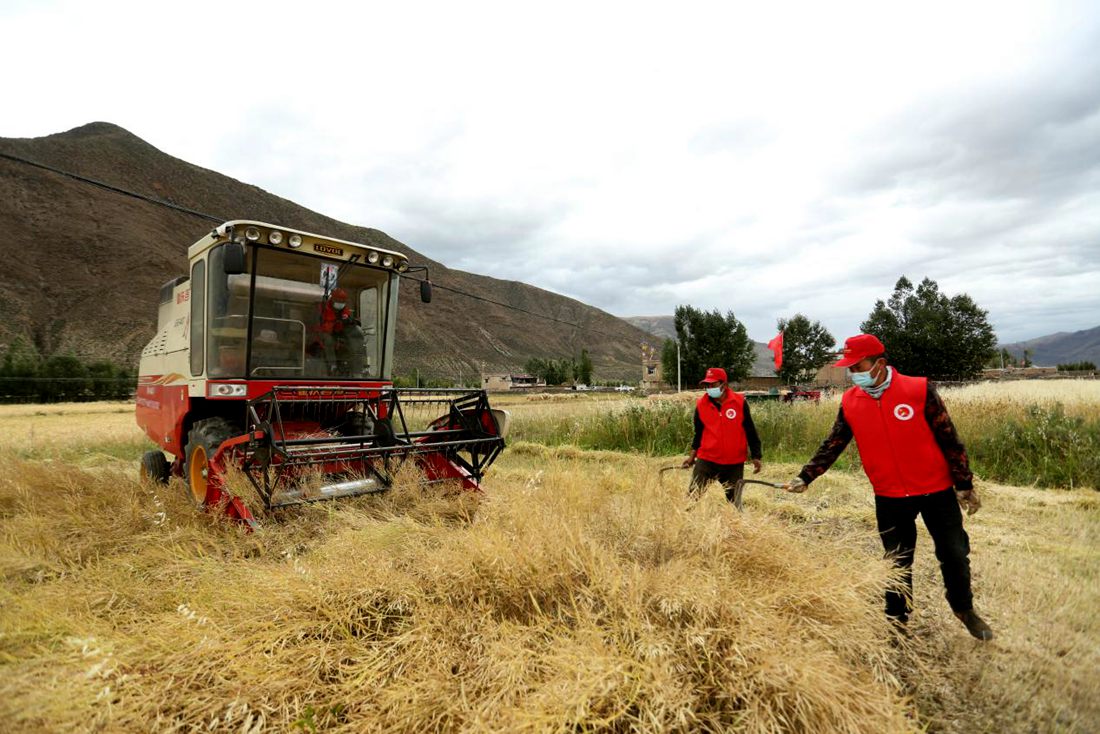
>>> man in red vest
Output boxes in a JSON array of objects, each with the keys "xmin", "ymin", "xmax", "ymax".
[
  {"xmin": 682, "ymin": 367, "xmax": 763, "ymax": 509},
  {"xmin": 783, "ymin": 334, "xmax": 992, "ymax": 640}
]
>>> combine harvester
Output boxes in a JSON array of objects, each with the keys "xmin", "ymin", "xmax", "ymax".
[{"xmin": 136, "ymin": 221, "xmax": 508, "ymax": 528}]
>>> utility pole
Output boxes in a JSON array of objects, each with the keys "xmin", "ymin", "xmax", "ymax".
[
  {"xmin": 668, "ymin": 341, "xmax": 677, "ymax": 393},
  {"xmin": 416, "ymin": 368, "xmax": 420, "ymax": 388}
]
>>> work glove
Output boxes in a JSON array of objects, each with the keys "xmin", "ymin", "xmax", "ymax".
[
  {"xmin": 784, "ymin": 477, "xmax": 807, "ymax": 493},
  {"xmin": 955, "ymin": 487, "xmax": 981, "ymax": 516},
  {"xmin": 750, "ymin": 458, "xmax": 762, "ymax": 474}
]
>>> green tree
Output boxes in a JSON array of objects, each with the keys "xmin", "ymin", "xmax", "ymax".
[
  {"xmin": 666, "ymin": 305, "xmax": 756, "ymax": 386},
  {"xmin": 576, "ymin": 349, "xmax": 593, "ymax": 385},
  {"xmin": 524, "ymin": 357, "xmax": 575, "ymax": 385},
  {"xmin": 37, "ymin": 354, "xmax": 89, "ymax": 402},
  {"xmin": 987, "ymin": 347, "xmax": 1018, "ymax": 369},
  {"xmin": 660, "ymin": 339, "xmax": 679, "ymax": 389},
  {"xmin": 860, "ymin": 276, "xmax": 997, "ymax": 380},
  {"xmin": 775, "ymin": 314, "xmax": 835, "ymax": 386},
  {"xmin": 0, "ymin": 337, "xmax": 42, "ymax": 401}
]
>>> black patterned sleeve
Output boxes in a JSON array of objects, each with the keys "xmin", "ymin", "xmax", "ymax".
[
  {"xmin": 742, "ymin": 400, "xmax": 762, "ymax": 460},
  {"xmin": 691, "ymin": 408, "xmax": 703, "ymax": 451},
  {"xmin": 925, "ymin": 383, "xmax": 974, "ymax": 492},
  {"xmin": 797, "ymin": 406, "xmax": 853, "ymax": 485}
]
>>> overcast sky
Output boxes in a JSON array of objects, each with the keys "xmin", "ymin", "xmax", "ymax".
[{"xmin": 3, "ymin": 0, "xmax": 1098, "ymax": 343}]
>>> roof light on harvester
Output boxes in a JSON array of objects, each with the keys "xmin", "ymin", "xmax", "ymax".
[
  {"xmin": 382, "ymin": 255, "xmax": 394, "ymax": 268},
  {"xmin": 268, "ymin": 230, "xmax": 283, "ymax": 245},
  {"xmin": 244, "ymin": 226, "xmax": 261, "ymax": 241},
  {"xmin": 367, "ymin": 251, "xmax": 380, "ymax": 264},
  {"xmin": 288, "ymin": 234, "xmax": 303, "ymax": 248}
]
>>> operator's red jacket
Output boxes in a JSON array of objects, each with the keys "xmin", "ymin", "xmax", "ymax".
[{"xmin": 316, "ymin": 302, "xmax": 352, "ymax": 334}]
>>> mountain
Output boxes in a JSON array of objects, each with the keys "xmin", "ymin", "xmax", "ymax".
[
  {"xmin": 626, "ymin": 316, "xmax": 778, "ymax": 377},
  {"xmin": 0, "ymin": 123, "xmax": 655, "ymax": 380},
  {"xmin": 1000, "ymin": 326, "xmax": 1100, "ymax": 366},
  {"xmin": 624, "ymin": 316, "xmax": 676, "ymax": 340}
]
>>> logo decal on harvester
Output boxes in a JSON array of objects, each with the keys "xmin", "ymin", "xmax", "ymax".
[
  {"xmin": 313, "ymin": 243, "xmax": 344, "ymax": 257},
  {"xmin": 725, "ymin": 408, "xmax": 738, "ymax": 419},
  {"xmin": 893, "ymin": 403, "xmax": 915, "ymax": 421}
]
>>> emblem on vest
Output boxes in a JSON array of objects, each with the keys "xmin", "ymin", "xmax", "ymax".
[
  {"xmin": 725, "ymin": 408, "xmax": 738, "ymax": 419},
  {"xmin": 893, "ymin": 403, "xmax": 915, "ymax": 421}
]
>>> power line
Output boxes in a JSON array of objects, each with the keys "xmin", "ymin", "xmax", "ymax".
[
  {"xmin": 1, "ymin": 152, "xmax": 642, "ymax": 343},
  {"xmin": 0, "ymin": 151, "xmax": 222, "ymax": 223}
]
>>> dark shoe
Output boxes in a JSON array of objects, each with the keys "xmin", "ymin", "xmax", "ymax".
[{"xmin": 954, "ymin": 610, "xmax": 993, "ymax": 641}]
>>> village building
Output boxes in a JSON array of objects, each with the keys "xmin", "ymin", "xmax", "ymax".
[{"xmin": 482, "ymin": 373, "xmax": 544, "ymax": 392}]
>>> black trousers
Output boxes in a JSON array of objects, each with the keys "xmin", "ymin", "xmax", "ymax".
[
  {"xmin": 688, "ymin": 459, "xmax": 744, "ymax": 504},
  {"xmin": 875, "ymin": 488, "xmax": 974, "ymax": 621}
]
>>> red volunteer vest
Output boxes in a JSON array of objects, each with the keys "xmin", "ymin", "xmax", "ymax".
[
  {"xmin": 841, "ymin": 371, "xmax": 953, "ymax": 498},
  {"xmin": 696, "ymin": 391, "xmax": 748, "ymax": 465}
]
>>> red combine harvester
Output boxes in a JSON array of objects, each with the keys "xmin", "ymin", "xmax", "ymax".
[{"xmin": 136, "ymin": 221, "xmax": 508, "ymax": 528}]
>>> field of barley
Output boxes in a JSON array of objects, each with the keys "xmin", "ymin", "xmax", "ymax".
[{"xmin": 1, "ymin": 380, "xmax": 1098, "ymax": 732}]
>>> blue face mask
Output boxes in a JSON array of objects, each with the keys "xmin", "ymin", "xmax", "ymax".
[
  {"xmin": 705, "ymin": 386, "xmax": 723, "ymax": 399},
  {"xmin": 850, "ymin": 369, "xmax": 876, "ymax": 388}
]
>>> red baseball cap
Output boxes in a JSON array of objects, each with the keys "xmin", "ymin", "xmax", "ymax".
[
  {"xmin": 700, "ymin": 367, "xmax": 727, "ymax": 384},
  {"xmin": 833, "ymin": 334, "xmax": 885, "ymax": 368}
]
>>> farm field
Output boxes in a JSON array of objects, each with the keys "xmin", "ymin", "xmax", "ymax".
[{"xmin": 1, "ymin": 382, "xmax": 1098, "ymax": 732}]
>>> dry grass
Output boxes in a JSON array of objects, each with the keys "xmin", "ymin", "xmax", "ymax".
[
  {"xmin": 940, "ymin": 379, "xmax": 1100, "ymax": 406},
  {"xmin": 0, "ymin": 395, "xmax": 1097, "ymax": 732}
]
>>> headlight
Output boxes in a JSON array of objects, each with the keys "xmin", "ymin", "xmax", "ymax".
[
  {"xmin": 367, "ymin": 251, "xmax": 380, "ymax": 264},
  {"xmin": 207, "ymin": 383, "xmax": 248, "ymax": 398},
  {"xmin": 244, "ymin": 227, "xmax": 261, "ymax": 241},
  {"xmin": 397, "ymin": 261, "xmax": 409, "ymax": 272},
  {"xmin": 288, "ymin": 234, "xmax": 303, "ymax": 248},
  {"xmin": 268, "ymin": 230, "xmax": 283, "ymax": 245},
  {"xmin": 382, "ymin": 255, "xmax": 394, "ymax": 268}
]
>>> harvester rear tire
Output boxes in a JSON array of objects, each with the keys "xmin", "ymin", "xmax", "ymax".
[
  {"xmin": 140, "ymin": 450, "xmax": 170, "ymax": 484},
  {"xmin": 184, "ymin": 418, "xmax": 237, "ymax": 507}
]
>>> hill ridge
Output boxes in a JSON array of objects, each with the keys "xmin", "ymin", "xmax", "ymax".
[{"xmin": 0, "ymin": 123, "xmax": 655, "ymax": 380}]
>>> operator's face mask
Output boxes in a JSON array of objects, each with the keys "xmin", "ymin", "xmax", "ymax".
[
  {"xmin": 849, "ymin": 360, "xmax": 881, "ymax": 388},
  {"xmin": 333, "ymin": 302, "xmax": 346, "ymax": 310},
  {"xmin": 705, "ymin": 385, "xmax": 723, "ymax": 399}
]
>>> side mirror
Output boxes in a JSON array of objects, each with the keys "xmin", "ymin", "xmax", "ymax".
[
  {"xmin": 420, "ymin": 280, "xmax": 433, "ymax": 304},
  {"xmin": 223, "ymin": 242, "xmax": 246, "ymax": 274}
]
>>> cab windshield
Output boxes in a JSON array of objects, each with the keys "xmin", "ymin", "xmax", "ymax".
[{"xmin": 206, "ymin": 244, "xmax": 392, "ymax": 379}]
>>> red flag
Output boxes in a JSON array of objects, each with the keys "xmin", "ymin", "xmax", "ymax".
[{"xmin": 767, "ymin": 331, "xmax": 784, "ymax": 370}]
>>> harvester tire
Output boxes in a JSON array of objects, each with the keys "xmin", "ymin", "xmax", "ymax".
[
  {"xmin": 140, "ymin": 450, "xmax": 170, "ymax": 484},
  {"xmin": 184, "ymin": 418, "xmax": 237, "ymax": 507}
]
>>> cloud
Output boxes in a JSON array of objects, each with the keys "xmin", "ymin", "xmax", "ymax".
[{"xmin": 2, "ymin": 0, "xmax": 1099, "ymax": 344}]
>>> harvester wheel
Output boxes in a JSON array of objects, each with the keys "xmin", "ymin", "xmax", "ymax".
[
  {"xmin": 140, "ymin": 450, "xmax": 170, "ymax": 484},
  {"xmin": 184, "ymin": 418, "xmax": 237, "ymax": 507}
]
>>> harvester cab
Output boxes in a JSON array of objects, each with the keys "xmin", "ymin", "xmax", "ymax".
[{"xmin": 136, "ymin": 221, "xmax": 507, "ymax": 527}]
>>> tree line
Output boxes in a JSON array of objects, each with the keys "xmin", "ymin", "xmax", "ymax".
[
  {"xmin": 1057, "ymin": 361, "xmax": 1096, "ymax": 372},
  {"xmin": 524, "ymin": 349, "xmax": 595, "ymax": 386},
  {"xmin": 0, "ymin": 338, "xmax": 134, "ymax": 403},
  {"xmin": 661, "ymin": 275, "xmax": 999, "ymax": 386}
]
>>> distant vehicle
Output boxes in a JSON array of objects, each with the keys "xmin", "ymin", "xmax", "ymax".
[
  {"xmin": 615, "ymin": 385, "xmax": 635, "ymax": 392},
  {"xmin": 783, "ymin": 387, "xmax": 822, "ymax": 403},
  {"xmin": 572, "ymin": 384, "xmax": 590, "ymax": 391}
]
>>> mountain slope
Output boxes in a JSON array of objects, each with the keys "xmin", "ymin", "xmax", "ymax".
[
  {"xmin": 0, "ymin": 123, "xmax": 654, "ymax": 380},
  {"xmin": 1001, "ymin": 326, "xmax": 1100, "ymax": 366}
]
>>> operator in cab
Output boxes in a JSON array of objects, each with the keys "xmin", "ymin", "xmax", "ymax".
[{"xmin": 308, "ymin": 287, "xmax": 364, "ymax": 375}]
